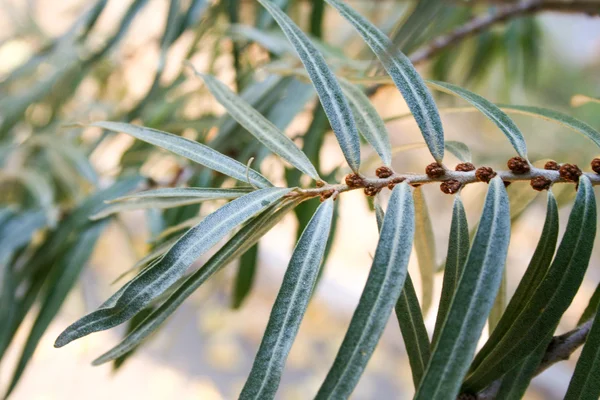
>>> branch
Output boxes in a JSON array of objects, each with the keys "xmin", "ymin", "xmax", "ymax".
[
  {"xmin": 286, "ymin": 161, "xmax": 600, "ymax": 202},
  {"xmin": 408, "ymin": 0, "xmax": 600, "ymax": 66}
]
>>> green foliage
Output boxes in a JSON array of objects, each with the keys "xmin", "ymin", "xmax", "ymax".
[{"xmin": 1, "ymin": 1, "xmax": 599, "ymax": 399}]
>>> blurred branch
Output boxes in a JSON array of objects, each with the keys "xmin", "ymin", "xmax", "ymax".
[{"xmin": 409, "ymin": 0, "xmax": 600, "ymax": 66}]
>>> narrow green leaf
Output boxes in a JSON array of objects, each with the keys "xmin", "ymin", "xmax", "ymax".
[
  {"xmin": 496, "ymin": 104, "xmax": 600, "ymax": 149},
  {"xmin": 258, "ymin": 0, "xmax": 361, "ymax": 172},
  {"xmin": 464, "ymin": 177, "xmax": 596, "ymax": 392},
  {"xmin": 376, "ymin": 196, "xmax": 429, "ymax": 388},
  {"xmin": 232, "ymin": 243, "xmax": 258, "ymax": 309},
  {"xmin": 88, "ymin": 121, "xmax": 273, "ymax": 188},
  {"xmin": 395, "ymin": 274, "xmax": 430, "ymax": 388},
  {"xmin": 92, "ymin": 200, "xmax": 301, "ymax": 366},
  {"xmin": 338, "ymin": 78, "xmax": 392, "ymax": 166},
  {"xmin": 325, "ymin": 0, "xmax": 445, "ymax": 162},
  {"xmin": 195, "ymin": 73, "xmax": 321, "ymax": 180},
  {"xmin": 495, "ymin": 332, "xmax": 552, "ymax": 400},
  {"xmin": 427, "ymin": 81, "xmax": 528, "ymax": 159},
  {"xmin": 4, "ymin": 222, "xmax": 107, "ymax": 398},
  {"xmin": 488, "ymin": 273, "xmax": 507, "ymax": 334},
  {"xmin": 471, "ymin": 191, "xmax": 558, "ymax": 367},
  {"xmin": 241, "ymin": 199, "xmax": 334, "ymax": 399},
  {"xmin": 413, "ymin": 186, "xmax": 435, "ymax": 315},
  {"xmin": 54, "ymin": 187, "xmax": 291, "ymax": 347},
  {"xmin": 316, "ymin": 182, "xmax": 415, "ymax": 399},
  {"xmin": 112, "ymin": 306, "xmax": 156, "ymax": 371},
  {"xmin": 91, "ymin": 187, "xmax": 252, "ymax": 219},
  {"xmin": 415, "ymin": 176, "xmax": 510, "ymax": 400},
  {"xmin": 444, "ymin": 141, "xmax": 472, "ymax": 163},
  {"xmin": 565, "ymin": 310, "xmax": 600, "ymax": 399},
  {"xmin": 432, "ymin": 196, "xmax": 469, "ymax": 346},
  {"xmin": 579, "ymin": 283, "xmax": 600, "ymax": 326}
]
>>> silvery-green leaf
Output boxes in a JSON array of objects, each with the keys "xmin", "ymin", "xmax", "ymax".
[
  {"xmin": 338, "ymin": 78, "xmax": 392, "ymax": 166},
  {"xmin": 413, "ymin": 187, "xmax": 435, "ymax": 315},
  {"xmin": 193, "ymin": 73, "xmax": 320, "ymax": 180},
  {"xmin": 464, "ymin": 177, "xmax": 595, "ymax": 392},
  {"xmin": 415, "ymin": 177, "xmax": 510, "ymax": 400},
  {"xmin": 88, "ymin": 121, "xmax": 273, "ymax": 188},
  {"xmin": 91, "ymin": 187, "xmax": 252, "ymax": 219},
  {"xmin": 471, "ymin": 191, "xmax": 558, "ymax": 366},
  {"xmin": 4, "ymin": 222, "xmax": 107, "ymax": 398},
  {"xmin": 316, "ymin": 183, "xmax": 414, "ymax": 399},
  {"xmin": 92, "ymin": 199, "xmax": 301, "ymax": 366},
  {"xmin": 258, "ymin": 0, "xmax": 361, "ymax": 172},
  {"xmin": 232, "ymin": 243, "xmax": 258, "ymax": 309},
  {"xmin": 427, "ymin": 81, "xmax": 528, "ymax": 159},
  {"xmin": 444, "ymin": 141, "xmax": 472, "ymax": 163},
  {"xmin": 54, "ymin": 187, "xmax": 291, "ymax": 347},
  {"xmin": 432, "ymin": 196, "xmax": 469, "ymax": 346},
  {"xmin": 325, "ymin": 0, "xmax": 444, "ymax": 162},
  {"xmin": 229, "ymin": 24, "xmax": 292, "ymax": 55},
  {"xmin": 565, "ymin": 307, "xmax": 600, "ymax": 399},
  {"xmin": 497, "ymin": 104, "xmax": 600, "ymax": 149},
  {"xmin": 395, "ymin": 274, "xmax": 430, "ymax": 388},
  {"xmin": 240, "ymin": 199, "xmax": 334, "ymax": 399}
]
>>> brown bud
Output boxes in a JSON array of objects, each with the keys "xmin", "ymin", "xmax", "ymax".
[
  {"xmin": 387, "ymin": 177, "xmax": 405, "ymax": 191},
  {"xmin": 544, "ymin": 160, "xmax": 560, "ymax": 171},
  {"xmin": 364, "ymin": 185, "xmax": 381, "ymax": 197},
  {"xmin": 315, "ymin": 180, "xmax": 325, "ymax": 188},
  {"xmin": 425, "ymin": 162, "xmax": 445, "ymax": 178},
  {"xmin": 591, "ymin": 158, "xmax": 600, "ymax": 174},
  {"xmin": 440, "ymin": 179, "xmax": 461, "ymax": 194},
  {"xmin": 507, "ymin": 156, "xmax": 530, "ymax": 174},
  {"xmin": 559, "ymin": 163, "xmax": 582, "ymax": 182},
  {"xmin": 455, "ymin": 162, "xmax": 476, "ymax": 172},
  {"xmin": 475, "ymin": 166, "xmax": 497, "ymax": 183},
  {"xmin": 375, "ymin": 166, "xmax": 393, "ymax": 179},
  {"xmin": 345, "ymin": 173, "xmax": 364, "ymax": 188},
  {"xmin": 530, "ymin": 176, "xmax": 552, "ymax": 191},
  {"xmin": 320, "ymin": 189, "xmax": 335, "ymax": 201}
]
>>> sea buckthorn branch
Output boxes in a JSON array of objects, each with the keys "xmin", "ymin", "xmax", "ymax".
[{"xmin": 285, "ymin": 157, "xmax": 600, "ymax": 201}]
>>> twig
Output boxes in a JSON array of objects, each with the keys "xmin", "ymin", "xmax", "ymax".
[
  {"xmin": 285, "ymin": 164, "xmax": 600, "ymax": 201},
  {"xmin": 409, "ymin": 0, "xmax": 600, "ymax": 66}
]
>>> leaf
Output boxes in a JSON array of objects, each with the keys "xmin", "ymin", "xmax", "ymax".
[
  {"xmin": 240, "ymin": 199, "xmax": 334, "ymax": 399},
  {"xmin": 415, "ymin": 177, "xmax": 510, "ymax": 400},
  {"xmin": 88, "ymin": 121, "xmax": 273, "ymax": 188},
  {"xmin": 376, "ymin": 196, "xmax": 429, "ymax": 388},
  {"xmin": 194, "ymin": 73, "xmax": 321, "ymax": 180},
  {"xmin": 0, "ymin": 210, "xmax": 47, "ymax": 263},
  {"xmin": 496, "ymin": 104, "xmax": 600, "ymax": 149},
  {"xmin": 92, "ymin": 199, "xmax": 301, "ymax": 366},
  {"xmin": 413, "ymin": 187, "xmax": 435, "ymax": 315},
  {"xmin": 571, "ymin": 94, "xmax": 600, "ymax": 107},
  {"xmin": 54, "ymin": 187, "xmax": 291, "ymax": 347},
  {"xmin": 494, "ymin": 332, "xmax": 552, "ymax": 400},
  {"xmin": 464, "ymin": 176, "xmax": 596, "ymax": 392},
  {"xmin": 325, "ymin": 0, "xmax": 445, "ymax": 162},
  {"xmin": 427, "ymin": 81, "xmax": 528, "ymax": 159},
  {"xmin": 232, "ymin": 243, "xmax": 258, "ymax": 309},
  {"xmin": 471, "ymin": 191, "xmax": 558, "ymax": 365},
  {"xmin": 579, "ymin": 283, "xmax": 600, "ymax": 326},
  {"xmin": 91, "ymin": 187, "xmax": 252, "ymax": 219},
  {"xmin": 395, "ymin": 274, "xmax": 430, "ymax": 388},
  {"xmin": 338, "ymin": 78, "xmax": 392, "ymax": 166},
  {"xmin": 444, "ymin": 141, "xmax": 472, "ymax": 163},
  {"xmin": 315, "ymin": 182, "xmax": 415, "ymax": 399},
  {"xmin": 564, "ymin": 305, "xmax": 600, "ymax": 399},
  {"xmin": 4, "ymin": 221, "xmax": 107, "ymax": 398},
  {"xmin": 257, "ymin": 0, "xmax": 361, "ymax": 172},
  {"xmin": 432, "ymin": 196, "xmax": 469, "ymax": 346}
]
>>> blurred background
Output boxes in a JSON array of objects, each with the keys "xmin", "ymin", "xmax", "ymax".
[{"xmin": 1, "ymin": 0, "xmax": 600, "ymax": 399}]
